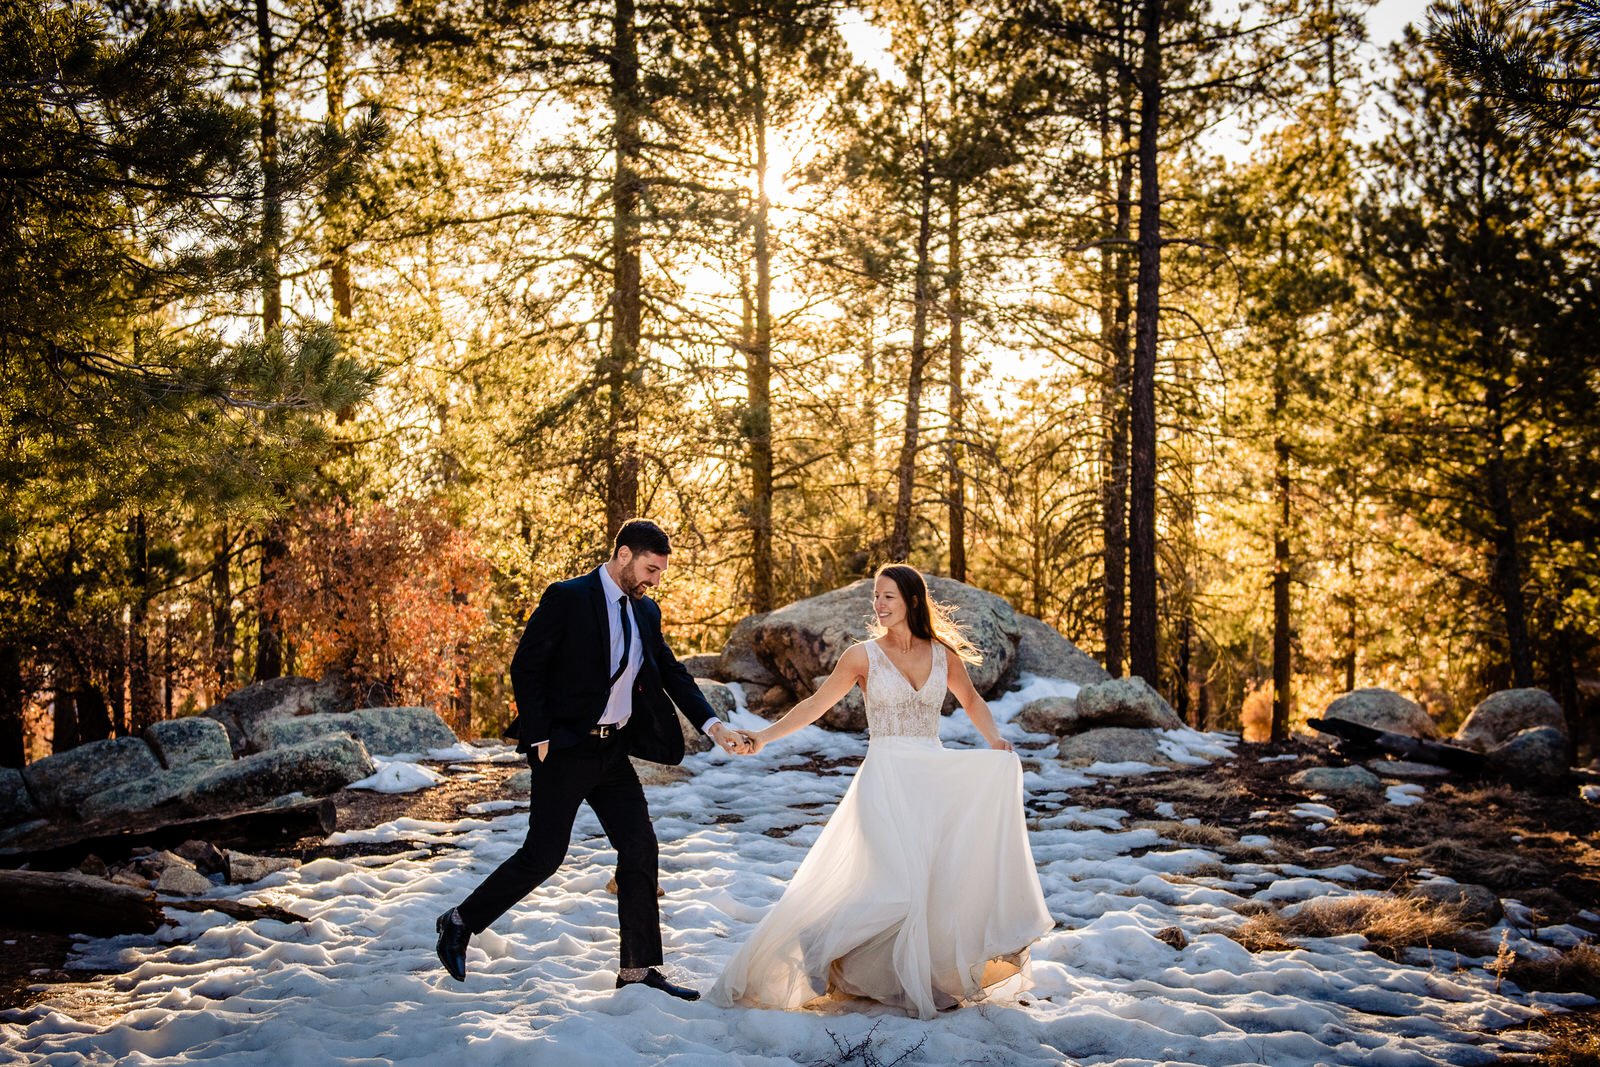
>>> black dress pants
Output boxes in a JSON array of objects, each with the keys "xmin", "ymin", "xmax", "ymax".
[{"xmin": 456, "ymin": 732, "xmax": 662, "ymax": 969}]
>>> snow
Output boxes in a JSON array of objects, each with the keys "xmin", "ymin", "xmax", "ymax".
[
  {"xmin": 348, "ymin": 756, "xmax": 448, "ymax": 794},
  {"xmin": 0, "ymin": 689, "xmax": 1587, "ymax": 1065},
  {"xmin": 1387, "ymin": 783, "xmax": 1427, "ymax": 807}
]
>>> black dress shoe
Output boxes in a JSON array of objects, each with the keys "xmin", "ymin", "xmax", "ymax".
[
  {"xmin": 436, "ymin": 908, "xmax": 470, "ymax": 982},
  {"xmin": 615, "ymin": 968, "xmax": 700, "ymax": 1001}
]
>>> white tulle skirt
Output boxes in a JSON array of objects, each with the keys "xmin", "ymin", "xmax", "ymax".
[{"xmin": 709, "ymin": 737, "xmax": 1055, "ymax": 1020}]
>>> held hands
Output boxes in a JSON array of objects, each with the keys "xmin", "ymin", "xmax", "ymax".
[
  {"xmin": 709, "ymin": 722, "xmax": 764, "ymax": 756},
  {"xmin": 708, "ymin": 721, "xmax": 764, "ymax": 756}
]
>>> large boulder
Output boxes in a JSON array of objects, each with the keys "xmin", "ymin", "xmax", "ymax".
[
  {"xmin": 22, "ymin": 737, "xmax": 163, "ymax": 813},
  {"xmin": 253, "ymin": 707, "xmax": 456, "ymax": 757},
  {"xmin": 204, "ymin": 673, "xmax": 353, "ymax": 754},
  {"xmin": 1488, "ymin": 726, "xmax": 1570, "ymax": 785},
  {"xmin": 1288, "ymin": 765, "xmax": 1383, "ymax": 796},
  {"xmin": 1057, "ymin": 727, "xmax": 1174, "ymax": 767},
  {"xmin": 680, "ymin": 654, "xmax": 723, "ymax": 680},
  {"xmin": 1454, "ymin": 689, "xmax": 1566, "ymax": 752},
  {"xmin": 717, "ymin": 613, "xmax": 781, "ymax": 687},
  {"xmin": 81, "ymin": 735, "xmax": 377, "ymax": 822},
  {"xmin": 1010, "ymin": 614, "xmax": 1111, "ymax": 688},
  {"xmin": 181, "ymin": 736, "xmax": 375, "ymax": 812},
  {"xmin": 747, "ymin": 577, "xmax": 1022, "ymax": 706},
  {"xmin": 1025, "ymin": 677, "xmax": 1185, "ymax": 736},
  {"xmin": 1322, "ymin": 688, "xmax": 1439, "ymax": 740},
  {"xmin": 144, "ymin": 717, "xmax": 233, "ymax": 769},
  {"xmin": 0, "ymin": 767, "xmax": 37, "ymax": 827}
]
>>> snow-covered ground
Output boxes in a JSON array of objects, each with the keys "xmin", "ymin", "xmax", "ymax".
[{"xmin": 0, "ymin": 679, "xmax": 1591, "ymax": 1065}]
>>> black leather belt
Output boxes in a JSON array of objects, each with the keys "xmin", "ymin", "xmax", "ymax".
[{"xmin": 589, "ymin": 722, "xmax": 623, "ymax": 738}]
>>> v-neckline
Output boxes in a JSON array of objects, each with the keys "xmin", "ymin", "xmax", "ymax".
[{"xmin": 875, "ymin": 638, "xmax": 935, "ymax": 692}]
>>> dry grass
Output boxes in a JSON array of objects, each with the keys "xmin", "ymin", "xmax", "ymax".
[
  {"xmin": 1135, "ymin": 820, "xmax": 1238, "ymax": 850},
  {"xmin": 1541, "ymin": 1031, "xmax": 1600, "ymax": 1067},
  {"xmin": 1227, "ymin": 894, "xmax": 1496, "ymax": 959},
  {"xmin": 1505, "ymin": 943, "xmax": 1600, "ymax": 999},
  {"xmin": 1395, "ymin": 838, "xmax": 1551, "ymax": 892}
]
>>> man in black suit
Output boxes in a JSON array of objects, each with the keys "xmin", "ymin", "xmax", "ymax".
[{"xmin": 435, "ymin": 519, "xmax": 746, "ymax": 999}]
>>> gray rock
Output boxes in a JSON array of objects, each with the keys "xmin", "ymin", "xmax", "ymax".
[
  {"xmin": 253, "ymin": 707, "xmax": 456, "ymax": 757},
  {"xmin": 1407, "ymin": 881, "xmax": 1502, "ymax": 926},
  {"xmin": 1015, "ymin": 696, "xmax": 1078, "ymax": 736},
  {"xmin": 1045, "ymin": 677, "xmax": 1185, "ymax": 734},
  {"xmin": 144, "ymin": 717, "xmax": 233, "ymax": 769},
  {"xmin": 1057, "ymin": 727, "xmax": 1174, "ymax": 767},
  {"xmin": 1288, "ymin": 765, "xmax": 1383, "ymax": 795},
  {"xmin": 1010, "ymin": 614, "xmax": 1111, "ymax": 688},
  {"xmin": 204, "ymin": 672, "xmax": 354, "ymax": 755},
  {"xmin": 78, "ymin": 767, "xmax": 207, "ymax": 822},
  {"xmin": 683, "ymin": 681, "xmax": 737, "ymax": 755},
  {"xmin": 1367, "ymin": 759, "xmax": 1451, "ymax": 779},
  {"xmin": 1454, "ymin": 689, "xmax": 1566, "ymax": 752},
  {"xmin": 183, "ymin": 736, "xmax": 375, "ymax": 811},
  {"xmin": 1488, "ymin": 726, "xmax": 1570, "ymax": 784},
  {"xmin": 745, "ymin": 577, "xmax": 1021, "ymax": 723},
  {"xmin": 252, "ymin": 715, "xmax": 357, "ymax": 752},
  {"xmin": 0, "ymin": 767, "xmax": 38, "ymax": 827},
  {"xmin": 224, "ymin": 850, "xmax": 295, "ymax": 884},
  {"xmin": 174, "ymin": 839, "xmax": 226, "ymax": 874},
  {"xmin": 156, "ymin": 864, "xmax": 214, "ymax": 897},
  {"xmin": 680, "ymin": 654, "xmax": 723, "ymax": 680},
  {"xmin": 1323, "ymin": 688, "xmax": 1439, "ymax": 740},
  {"xmin": 506, "ymin": 768, "xmax": 531, "ymax": 794},
  {"xmin": 717, "ymin": 613, "xmax": 781, "ymax": 687},
  {"xmin": 22, "ymin": 737, "xmax": 163, "ymax": 813}
]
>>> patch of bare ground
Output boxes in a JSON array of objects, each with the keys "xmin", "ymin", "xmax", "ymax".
[
  {"xmin": 1227, "ymin": 895, "xmax": 1493, "ymax": 959},
  {"xmin": 1503, "ymin": 1007, "xmax": 1600, "ymax": 1066}
]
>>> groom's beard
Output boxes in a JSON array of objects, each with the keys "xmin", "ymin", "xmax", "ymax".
[{"xmin": 618, "ymin": 564, "xmax": 649, "ymax": 600}]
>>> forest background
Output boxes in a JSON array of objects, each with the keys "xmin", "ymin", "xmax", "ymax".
[{"xmin": 3, "ymin": 0, "xmax": 1596, "ymax": 768}]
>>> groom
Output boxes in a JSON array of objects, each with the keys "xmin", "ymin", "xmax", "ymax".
[{"xmin": 435, "ymin": 519, "xmax": 746, "ymax": 999}]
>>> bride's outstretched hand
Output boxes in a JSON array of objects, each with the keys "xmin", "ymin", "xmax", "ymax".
[{"xmin": 735, "ymin": 729, "xmax": 766, "ymax": 755}]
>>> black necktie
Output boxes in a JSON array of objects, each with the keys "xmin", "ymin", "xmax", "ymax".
[{"xmin": 609, "ymin": 594, "xmax": 632, "ymax": 688}]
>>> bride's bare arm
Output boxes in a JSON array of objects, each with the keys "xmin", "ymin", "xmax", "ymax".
[
  {"xmin": 946, "ymin": 652, "xmax": 1014, "ymax": 752},
  {"xmin": 747, "ymin": 644, "xmax": 869, "ymax": 751}
]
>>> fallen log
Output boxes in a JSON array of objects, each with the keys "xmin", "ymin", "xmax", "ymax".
[
  {"xmin": 1306, "ymin": 717, "xmax": 1488, "ymax": 775},
  {"xmin": 164, "ymin": 898, "xmax": 307, "ymax": 925},
  {"xmin": 0, "ymin": 797, "xmax": 337, "ymax": 871},
  {"xmin": 0, "ymin": 870, "xmax": 163, "ymax": 935}
]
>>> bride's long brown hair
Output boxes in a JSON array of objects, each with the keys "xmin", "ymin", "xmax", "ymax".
[{"xmin": 869, "ymin": 564, "xmax": 982, "ymax": 665}]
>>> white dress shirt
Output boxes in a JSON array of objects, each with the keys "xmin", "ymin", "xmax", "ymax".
[{"xmin": 595, "ymin": 564, "xmax": 644, "ymax": 728}]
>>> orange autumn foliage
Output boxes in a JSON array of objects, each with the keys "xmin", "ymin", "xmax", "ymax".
[{"xmin": 264, "ymin": 498, "xmax": 490, "ymax": 712}]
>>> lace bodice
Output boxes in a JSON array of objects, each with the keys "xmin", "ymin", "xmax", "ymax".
[{"xmin": 863, "ymin": 639, "xmax": 946, "ymax": 739}]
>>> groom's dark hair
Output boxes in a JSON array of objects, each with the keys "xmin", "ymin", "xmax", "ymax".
[{"xmin": 613, "ymin": 519, "xmax": 672, "ymax": 558}]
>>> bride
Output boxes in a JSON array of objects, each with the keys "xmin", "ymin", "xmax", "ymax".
[{"xmin": 709, "ymin": 565, "xmax": 1054, "ymax": 1020}]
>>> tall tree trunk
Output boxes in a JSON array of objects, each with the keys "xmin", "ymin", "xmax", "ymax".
[
  {"xmin": 890, "ymin": 92, "xmax": 936, "ymax": 564},
  {"xmin": 1098, "ymin": 69, "xmax": 1134, "ymax": 678},
  {"xmin": 254, "ymin": 520, "xmax": 289, "ymax": 681},
  {"xmin": 51, "ymin": 688, "xmax": 77, "ymax": 756},
  {"xmin": 77, "ymin": 681, "xmax": 111, "ymax": 742},
  {"xmin": 1271, "ymin": 359, "xmax": 1292, "ymax": 740},
  {"xmin": 129, "ymin": 512, "xmax": 156, "ymax": 730},
  {"xmin": 211, "ymin": 526, "xmax": 235, "ymax": 699},
  {"xmin": 253, "ymin": 0, "xmax": 288, "ymax": 682},
  {"xmin": 323, "ymin": 0, "xmax": 353, "ymax": 321},
  {"xmin": 605, "ymin": 0, "xmax": 643, "ymax": 536},
  {"xmin": 945, "ymin": 175, "xmax": 967, "ymax": 582},
  {"xmin": 747, "ymin": 51, "xmax": 775, "ymax": 612},
  {"xmin": 1128, "ymin": 0, "xmax": 1165, "ymax": 684},
  {"xmin": 0, "ymin": 644, "xmax": 24, "ymax": 767}
]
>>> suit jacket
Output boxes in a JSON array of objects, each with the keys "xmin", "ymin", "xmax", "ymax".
[{"xmin": 503, "ymin": 568, "xmax": 715, "ymax": 765}]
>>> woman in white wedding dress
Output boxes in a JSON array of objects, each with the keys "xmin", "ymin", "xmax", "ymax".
[{"xmin": 709, "ymin": 565, "xmax": 1054, "ymax": 1020}]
